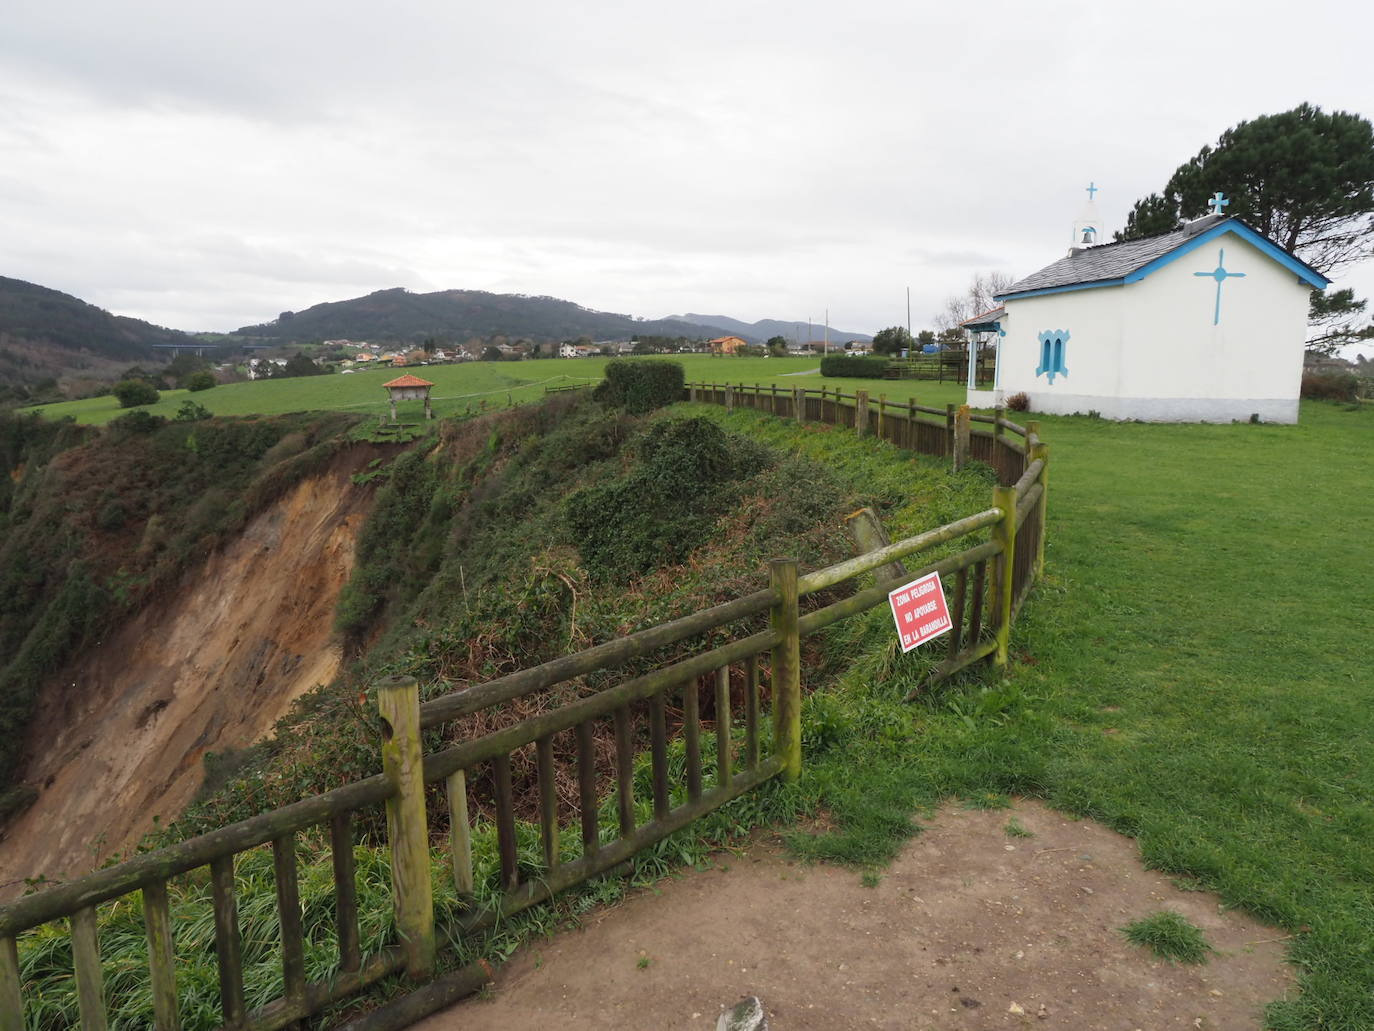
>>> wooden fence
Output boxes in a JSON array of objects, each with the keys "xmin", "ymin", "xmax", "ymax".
[
  {"xmin": 0, "ymin": 388, "xmax": 1048, "ymax": 1031},
  {"xmin": 881, "ymin": 350, "xmax": 994, "ymax": 385}
]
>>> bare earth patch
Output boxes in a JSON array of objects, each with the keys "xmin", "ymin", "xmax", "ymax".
[
  {"xmin": 420, "ymin": 800, "xmax": 1293, "ymax": 1030},
  {"xmin": 0, "ymin": 453, "xmax": 374, "ymax": 895}
]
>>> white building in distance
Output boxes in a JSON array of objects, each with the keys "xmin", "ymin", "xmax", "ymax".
[{"xmin": 968, "ymin": 188, "xmax": 1330, "ymax": 423}]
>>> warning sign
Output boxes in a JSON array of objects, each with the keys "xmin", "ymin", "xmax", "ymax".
[{"xmin": 888, "ymin": 571, "xmax": 953, "ymax": 653}]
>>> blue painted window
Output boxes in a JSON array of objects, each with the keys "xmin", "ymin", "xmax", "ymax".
[{"xmin": 1035, "ymin": 330, "xmax": 1069, "ymax": 384}]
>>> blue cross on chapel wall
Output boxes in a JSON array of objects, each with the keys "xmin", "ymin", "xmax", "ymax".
[{"xmin": 1194, "ymin": 247, "xmax": 1245, "ymax": 325}]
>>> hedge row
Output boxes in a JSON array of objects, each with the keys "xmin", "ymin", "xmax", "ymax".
[
  {"xmin": 820, "ymin": 354, "xmax": 890, "ymax": 378},
  {"xmin": 593, "ymin": 359, "xmax": 686, "ymax": 413}
]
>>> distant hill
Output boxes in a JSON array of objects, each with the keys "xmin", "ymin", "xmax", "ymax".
[
  {"xmin": 0, "ymin": 277, "xmax": 186, "ymax": 388},
  {"xmin": 673, "ymin": 313, "xmax": 873, "ymax": 344},
  {"xmin": 237, "ymin": 288, "xmax": 722, "ymax": 344}
]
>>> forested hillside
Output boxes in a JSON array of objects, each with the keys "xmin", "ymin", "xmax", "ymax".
[
  {"xmin": 676, "ymin": 312, "xmax": 874, "ymax": 343},
  {"xmin": 237, "ymin": 287, "xmax": 721, "ymax": 344},
  {"xmin": 0, "ymin": 277, "xmax": 188, "ymax": 388}
]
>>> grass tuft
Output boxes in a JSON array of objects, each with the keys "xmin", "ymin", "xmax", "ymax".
[
  {"xmin": 1004, "ymin": 817, "xmax": 1034, "ymax": 839},
  {"xmin": 1121, "ymin": 910, "xmax": 1213, "ymax": 964}
]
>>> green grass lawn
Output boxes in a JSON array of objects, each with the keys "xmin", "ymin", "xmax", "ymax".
[
  {"xmin": 780, "ymin": 398, "xmax": 1373, "ymax": 1030},
  {"xmin": 21, "ymin": 355, "xmax": 969, "ymax": 426}
]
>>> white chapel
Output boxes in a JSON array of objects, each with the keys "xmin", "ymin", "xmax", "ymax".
[{"xmin": 964, "ymin": 186, "xmax": 1330, "ymax": 423}]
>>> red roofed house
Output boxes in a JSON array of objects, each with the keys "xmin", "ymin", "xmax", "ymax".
[
  {"xmin": 382, "ymin": 374, "xmax": 435, "ymax": 421},
  {"xmin": 708, "ymin": 335, "xmax": 748, "ymax": 355}
]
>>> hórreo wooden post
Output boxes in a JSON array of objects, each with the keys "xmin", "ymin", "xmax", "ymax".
[
  {"xmin": 990, "ymin": 485, "xmax": 1017, "ymax": 668},
  {"xmin": 769, "ymin": 559, "xmax": 801, "ymax": 781},
  {"xmin": 377, "ymin": 676, "xmax": 436, "ymax": 979}
]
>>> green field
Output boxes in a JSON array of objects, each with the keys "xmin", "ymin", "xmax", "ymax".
[
  {"xmin": 21, "ymin": 355, "xmax": 970, "ymax": 425},
  {"xmin": 770, "ymin": 398, "xmax": 1373, "ymax": 1029}
]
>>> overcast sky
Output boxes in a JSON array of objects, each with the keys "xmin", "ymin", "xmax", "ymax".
[{"xmin": 3, "ymin": 0, "xmax": 1372, "ymax": 337}]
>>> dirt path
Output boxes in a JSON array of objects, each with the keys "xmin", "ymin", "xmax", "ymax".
[{"xmin": 421, "ymin": 801, "xmax": 1292, "ymax": 1030}]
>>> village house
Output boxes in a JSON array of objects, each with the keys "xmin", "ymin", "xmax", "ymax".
[
  {"xmin": 968, "ymin": 187, "xmax": 1329, "ymax": 423},
  {"xmin": 708, "ymin": 335, "xmax": 748, "ymax": 355}
]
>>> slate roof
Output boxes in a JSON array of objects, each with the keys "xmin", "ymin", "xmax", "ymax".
[
  {"xmin": 959, "ymin": 306, "xmax": 1005, "ymax": 328},
  {"xmin": 999, "ymin": 215, "xmax": 1230, "ymax": 298}
]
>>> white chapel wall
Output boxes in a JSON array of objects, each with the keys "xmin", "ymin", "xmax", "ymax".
[{"xmin": 1119, "ymin": 233, "xmax": 1309, "ymax": 414}]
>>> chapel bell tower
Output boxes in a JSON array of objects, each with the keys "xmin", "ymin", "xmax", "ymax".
[{"xmin": 1071, "ymin": 181, "xmax": 1103, "ymax": 254}]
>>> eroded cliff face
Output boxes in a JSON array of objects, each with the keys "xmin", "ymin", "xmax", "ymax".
[{"xmin": 0, "ymin": 451, "xmax": 376, "ymax": 893}]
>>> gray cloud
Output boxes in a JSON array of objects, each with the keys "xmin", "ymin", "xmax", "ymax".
[{"xmin": 1, "ymin": 0, "xmax": 1371, "ymax": 334}]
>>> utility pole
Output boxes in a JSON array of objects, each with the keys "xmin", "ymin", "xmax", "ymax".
[
  {"xmin": 907, "ymin": 287, "xmax": 912, "ymax": 340},
  {"xmin": 824, "ymin": 309, "xmax": 829, "ymax": 354}
]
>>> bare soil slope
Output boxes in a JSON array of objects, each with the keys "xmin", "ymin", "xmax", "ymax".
[
  {"xmin": 426, "ymin": 801, "xmax": 1293, "ymax": 1030},
  {"xmin": 0, "ymin": 452, "xmax": 376, "ymax": 893}
]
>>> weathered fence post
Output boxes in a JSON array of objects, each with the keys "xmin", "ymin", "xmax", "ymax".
[
  {"xmin": 990, "ymin": 485, "xmax": 1017, "ymax": 668},
  {"xmin": 794, "ymin": 387, "xmax": 806, "ymax": 424},
  {"xmin": 877, "ymin": 393, "xmax": 886, "ymax": 440},
  {"xmin": 846, "ymin": 507, "xmax": 907, "ymax": 584},
  {"xmin": 945, "ymin": 403, "xmax": 956, "ymax": 456},
  {"xmin": 71, "ymin": 906, "xmax": 108, "ymax": 1031},
  {"xmin": 143, "ymin": 880, "xmax": 179, "ymax": 1030},
  {"xmin": 377, "ymin": 676, "xmax": 436, "ymax": 980},
  {"xmin": 725, "ymin": 384, "xmax": 735, "ymax": 412},
  {"xmin": 769, "ymin": 558, "xmax": 802, "ymax": 781},
  {"xmin": 1028, "ymin": 421, "xmax": 1048, "ymax": 577},
  {"xmin": 0, "ymin": 938, "xmax": 21, "ymax": 1031},
  {"xmin": 688, "ymin": 382, "xmax": 697, "ymax": 403},
  {"xmin": 953, "ymin": 404, "xmax": 971, "ymax": 472},
  {"xmin": 855, "ymin": 390, "xmax": 870, "ymax": 437}
]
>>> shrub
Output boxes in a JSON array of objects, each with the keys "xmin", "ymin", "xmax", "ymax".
[
  {"xmin": 185, "ymin": 370, "xmax": 216, "ymax": 392},
  {"xmin": 820, "ymin": 355, "xmax": 889, "ymax": 378},
  {"xmin": 112, "ymin": 379, "xmax": 160, "ymax": 408},
  {"xmin": 566, "ymin": 416, "xmax": 767, "ymax": 580},
  {"xmin": 593, "ymin": 359, "xmax": 685, "ymax": 413},
  {"xmin": 107, "ymin": 410, "xmax": 167, "ymax": 434},
  {"xmin": 175, "ymin": 399, "xmax": 212, "ymax": 422},
  {"xmin": 1301, "ymin": 371, "xmax": 1358, "ymax": 401},
  {"xmin": 1005, "ymin": 391, "xmax": 1030, "ymax": 411}
]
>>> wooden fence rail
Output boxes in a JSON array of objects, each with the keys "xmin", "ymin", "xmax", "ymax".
[{"xmin": 0, "ymin": 387, "xmax": 1048, "ymax": 1031}]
